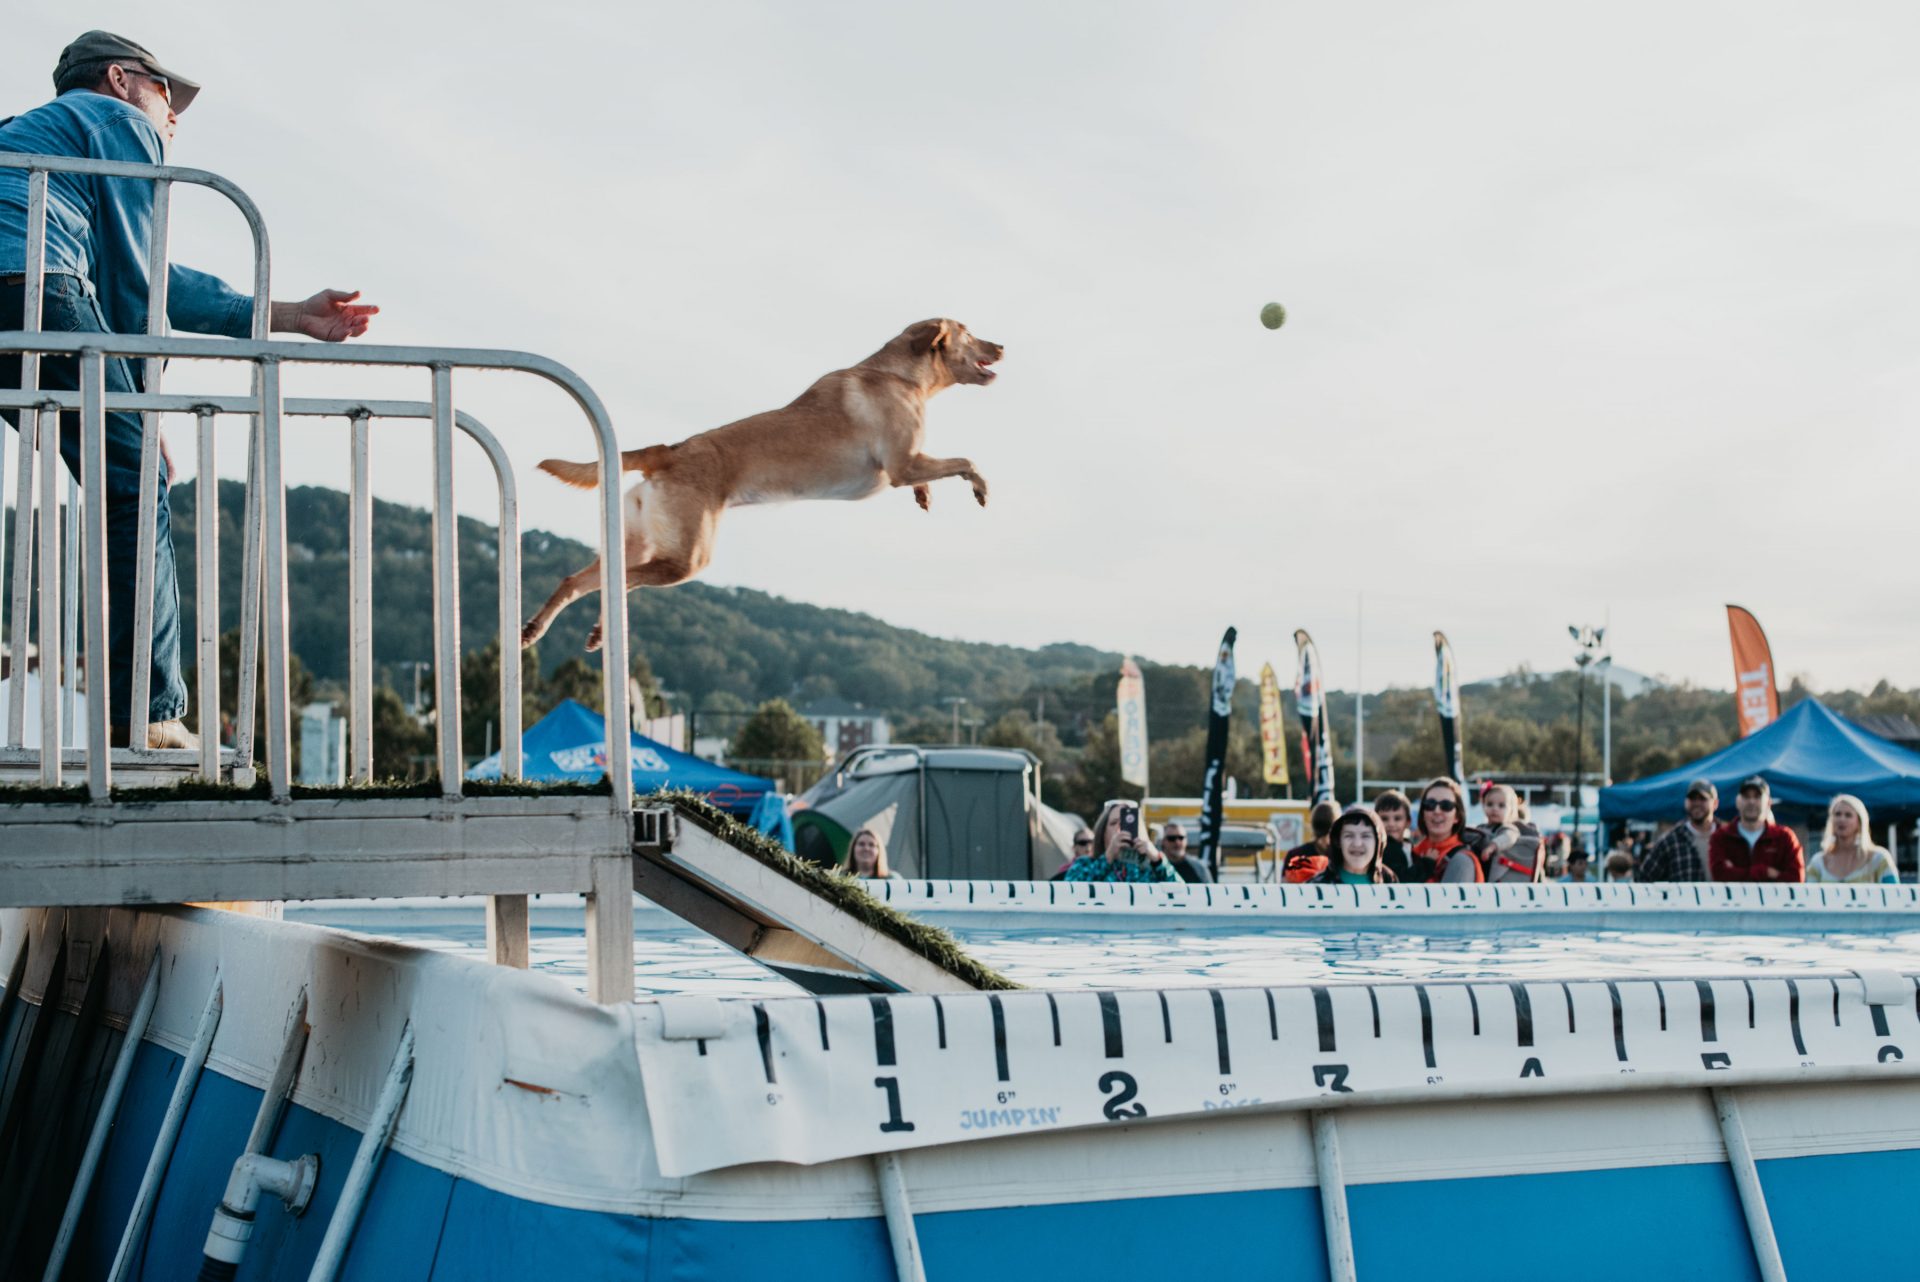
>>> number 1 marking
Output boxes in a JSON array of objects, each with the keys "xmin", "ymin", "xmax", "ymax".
[{"xmin": 874, "ymin": 1076, "xmax": 916, "ymax": 1133}]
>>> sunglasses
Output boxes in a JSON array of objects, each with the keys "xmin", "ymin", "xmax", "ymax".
[
  {"xmin": 1421, "ymin": 798, "xmax": 1458, "ymax": 813},
  {"xmin": 118, "ymin": 65, "xmax": 172, "ymax": 104},
  {"xmin": 1073, "ymin": 839, "xmax": 1093, "ymax": 848},
  {"xmin": 1164, "ymin": 835, "xmax": 1187, "ymax": 844}
]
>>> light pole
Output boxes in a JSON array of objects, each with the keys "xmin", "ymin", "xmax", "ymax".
[
  {"xmin": 943, "ymin": 696, "xmax": 967, "ymax": 745},
  {"xmin": 1600, "ymin": 653, "xmax": 1613, "ymax": 787},
  {"xmin": 1568, "ymin": 624, "xmax": 1606, "ymax": 854}
]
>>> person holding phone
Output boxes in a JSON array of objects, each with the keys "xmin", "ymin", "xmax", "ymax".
[{"xmin": 1062, "ymin": 801, "xmax": 1180, "ymax": 884}]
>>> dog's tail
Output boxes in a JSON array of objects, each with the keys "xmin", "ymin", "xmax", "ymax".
[{"xmin": 537, "ymin": 445, "xmax": 674, "ymax": 489}]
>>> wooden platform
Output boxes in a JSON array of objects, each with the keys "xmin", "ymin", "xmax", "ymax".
[{"xmin": 0, "ymin": 797, "xmax": 988, "ymax": 1002}]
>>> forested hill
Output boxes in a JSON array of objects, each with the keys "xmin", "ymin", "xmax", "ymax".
[{"xmin": 168, "ymin": 479, "xmax": 1119, "ymax": 712}]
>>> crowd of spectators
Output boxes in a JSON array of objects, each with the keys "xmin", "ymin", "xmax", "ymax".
[{"xmin": 1042, "ymin": 772, "xmax": 1900, "ymax": 887}]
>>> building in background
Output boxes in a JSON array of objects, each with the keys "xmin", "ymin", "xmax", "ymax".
[{"xmin": 800, "ymin": 697, "xmax": 891, "ymax": 757}]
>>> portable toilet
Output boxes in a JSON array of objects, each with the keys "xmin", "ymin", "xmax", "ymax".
[{"xmin": 790, "ymin": 745, "xmax": 1054, "ymax": 879}]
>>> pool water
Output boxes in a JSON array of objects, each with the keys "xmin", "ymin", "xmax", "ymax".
[{"xmin": 286, "ymin": 903, "xmax": 1920, "ymax": 998}]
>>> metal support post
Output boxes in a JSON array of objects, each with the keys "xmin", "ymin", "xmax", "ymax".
[
  {"xmin": 429, "ymin": 365, "xmax": 462, "ymax": 793},
  {"xmin": 1712, "ymin": 1087, "xmax": 1787, "ymax": 1282},
  {"xmin": 42, "ymin": 947, "xmax": 162, "ymax": 1282},
  {"xmin": 348, "ymin": 410, "xmax": 373, "ymax": 781},
  {"xmin": 194, "ymin": 407, "xmax": 220, "ymax": 778},
  {"xmin": 306, "ymin": 1023, "xmax": 414, "ymax": 1282},
  {"xmin": 873, "ymin": 1151, "xmax": 927, "ymax": 1282},
  {"xmin": 258, "ymin": 360, "xmax": 291, "ymax": 797},
  {"xmin": 1311, "ymin": 1110, "xmax": 1359, "ymax": 1282},
  {"xmin": 61, "ymin": 477, "xmax": 77, "ymax": 743},
  {"xmin": 36, "ymin": 406, "xmax": 62, "ymax": 783},
  {"xmin": 79, "ymin": 355, "xmax": 112, "ymax": 793},
  {"xmin": 108, "ymin": 975, "xmax": 222, "ymax": 1282}
]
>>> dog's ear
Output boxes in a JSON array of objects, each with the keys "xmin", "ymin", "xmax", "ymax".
[{"xmin": 905, "ymin": 319, "xmax": 953, "ymax": 357}]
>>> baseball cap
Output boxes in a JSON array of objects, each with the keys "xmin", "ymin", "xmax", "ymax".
[
  {"xmin": 1738, "ymin": 774, "xmax": 1769, "ymax": 794},
  {"xmin": 1685, "ymin": 779, "xmax": 1717, "ymax": 799},
  {"xmin": 54, "ymin": 31, "xmax": 201, "ymax": 114}
]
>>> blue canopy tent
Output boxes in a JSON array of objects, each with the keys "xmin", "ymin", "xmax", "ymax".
[
  {"xmin": 468, "ymin": 698, "xmax": 779, "ymax": 822},
  {"xmin": 1599, "ymin": 699, "xmax": 1920, "ymax": 822}
]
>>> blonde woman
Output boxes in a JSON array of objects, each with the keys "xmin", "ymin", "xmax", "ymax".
[
  {"xmin": 841, "ymin": 827, "xmax": 901, "ymax": 880},
  {"xmin": 1807, "ymin": 795, "xmax": 1898, "ymax": 885}
]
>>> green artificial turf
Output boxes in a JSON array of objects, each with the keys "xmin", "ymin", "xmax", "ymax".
[{"xmin": 649, "ymin": 788, "xmax": 1021, "ymax": 992}]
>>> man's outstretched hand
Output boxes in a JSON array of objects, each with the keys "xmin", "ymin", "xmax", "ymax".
[{"xmin": 269, "ymin": 289, "xmax": 379, "ymax": 342}]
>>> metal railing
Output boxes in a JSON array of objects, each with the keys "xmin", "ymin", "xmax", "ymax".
[{"xmin": 0, "ymin": 153, "xmax": 628, "ymax": 803}]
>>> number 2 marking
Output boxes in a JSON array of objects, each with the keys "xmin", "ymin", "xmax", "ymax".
[{"xmin": 1100, "ymin": 1070, "xmax": 1147, "ymax": 1120}]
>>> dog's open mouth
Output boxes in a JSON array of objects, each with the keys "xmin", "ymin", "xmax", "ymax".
[{"xmin": 975, "ymin": 357, "xmax": 1000, "ymax": 381}]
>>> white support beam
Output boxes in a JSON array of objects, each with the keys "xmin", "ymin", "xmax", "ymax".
[
  {"xmin": 485, "ymin": 894, "xmax": 530, "ymax": 969},
  {"xmin": 584, "ymin": 855, "xmax": 634, "ymax": 1005},
  {"xmin": 0, "ymin": 796, "xmax": 631, "ymax": 907}
]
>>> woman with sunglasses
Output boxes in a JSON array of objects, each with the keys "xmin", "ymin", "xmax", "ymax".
[
  {"xmin": 1052, "ymin": 828, "xmax": 1097, "ymax": 879},
  {"xmin": 1415, "ymin": 777, "xmax": 1482, "ymax": 883},
  {"xmin": 1311, "ymin": 807, "xmax": 1397, "ymax": 886},
  {"xmin": 1807, "ymin": 795, "xmax": 1898, "ymax": 885}
]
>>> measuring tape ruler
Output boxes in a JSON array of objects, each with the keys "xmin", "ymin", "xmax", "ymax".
[{"xmin": 634, "ymin": 969, "xmax": 1920, "ymax": 1177}]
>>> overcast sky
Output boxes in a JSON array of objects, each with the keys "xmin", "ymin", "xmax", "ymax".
[{"xmin": 10, "ymin": 3, "xmax": 1919, "ymax": 694}]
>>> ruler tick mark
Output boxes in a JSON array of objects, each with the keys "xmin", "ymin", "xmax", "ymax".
[{"xmin": 1311, "ymin": 987, "xmax": 1336, "ymax": 1052}]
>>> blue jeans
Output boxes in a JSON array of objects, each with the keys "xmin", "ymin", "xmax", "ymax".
[{"xmin": 1, "ymin": 273, "xmax": 187, "ymax": 727}]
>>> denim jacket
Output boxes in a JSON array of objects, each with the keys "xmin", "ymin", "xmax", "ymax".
[{"xmin": 0, "ymin": 91, "xmax": 253, "ymax": 347}]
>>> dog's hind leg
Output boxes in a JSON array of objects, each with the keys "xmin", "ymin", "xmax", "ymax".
[
  {"xmin": 521, "ymin": 559, "xmax": 601, "ymax": 648},
  {"xmin": 582, "ymin": 553, "xmax": 704, "ymax": 652}
]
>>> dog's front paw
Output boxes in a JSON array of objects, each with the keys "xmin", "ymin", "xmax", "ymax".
[
  {"xmin": 585, "ymin": 623, "xmax": 605, "ymax": 653},
  {"xmin": 914, "ymin": 484, "xmax": 931, "ymax": 511},
  {"xmin": 520, "ymin": 619, "xmax": 543, "ymax": 648},
  {"xmin": 971, "ymin": 475, "xmax": 989, "ymax": 507}
]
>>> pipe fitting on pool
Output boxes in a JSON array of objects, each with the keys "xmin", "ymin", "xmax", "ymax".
[{"xmin": 202, "ymin": 1151, "xmax": 320, "ymax": 1275}]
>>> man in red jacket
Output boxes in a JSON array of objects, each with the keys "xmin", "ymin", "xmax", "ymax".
[{"xmin": 1708, "ymin": 776, "xmax": 1804, "ymax": 882}]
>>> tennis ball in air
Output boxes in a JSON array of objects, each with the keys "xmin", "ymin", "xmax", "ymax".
[{"xmin": 1260, "ymin": 302, "xmax": 1287, "ymax": 330}]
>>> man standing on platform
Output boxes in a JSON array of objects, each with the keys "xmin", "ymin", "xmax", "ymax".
[
  {"xmin": 1708, "ymin": 776, "xmax": 1804, "ymax": 883},
  {"xmin": 0, "ymin": 31, "xmax": 377, "ymax": 748},
  {"xmin": 1638, "ymin": 779, "xmax": 1718, "ymax": 882}
]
